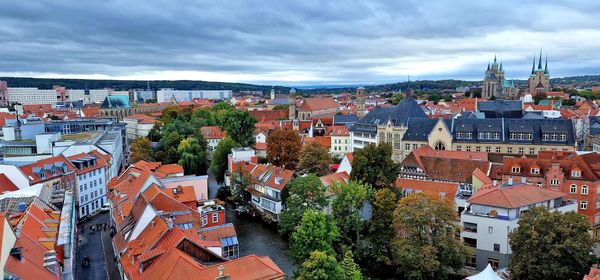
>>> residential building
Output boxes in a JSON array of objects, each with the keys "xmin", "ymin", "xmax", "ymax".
[
  {"xmin": 329, "ymin": 126, "xmax": 351, "ymax": 157},
  {"xmin": 68, "ymin": 151, "xmax": 109, "ymax": 218},
  {"xmin": 18, "ymin": 155, "xmax": 77, "ymax": 191},
  {"xmin": 201, "ymin": 126, "xmax": 226, "ymax": 152},
  {"xmin": 498, "ymin": 151, "xmax": 600, "ymax": 233},
  {"xmin": 293, "ymin": 97, "xmax": 340, "ymax": 120},
  {"xmin": 247, "ymin": 164, "xmax": 294, "ymax": 221},
  {"xmin": 460, "ymin": 183, "xmax": 575, "ymax": 271},
  {"xmin": 123, "ymin": 114, "xmax": 157, "ymax": 140},
  {"xmin": 156, "ymin": 89, "xmax": 232, "ymax": 103},
  {"xmin": 319, "ymin": 171, "xmax": 350, "ymax": 215}
]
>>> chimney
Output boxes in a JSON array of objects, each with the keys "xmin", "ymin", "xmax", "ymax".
[
  {"xmin": 216, "ymin": 265, "xmax": 231, "ymax": 280},
  {"xmin": 507, "ymin": 177, "xmax": 513, "ymax": 186},
  {"xmin": 167, "ymin": 218, "xmax": 174, "ymax": 230}
]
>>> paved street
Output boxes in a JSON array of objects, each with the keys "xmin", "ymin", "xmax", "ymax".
[{"xmin": 74, "ymin": 212, "xmax": 119, "ymax": 280}]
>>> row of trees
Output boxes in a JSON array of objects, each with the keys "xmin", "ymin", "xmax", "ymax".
[{"xmin": 130, "ymin": 103, "xmax": 257, "ymax": 177}]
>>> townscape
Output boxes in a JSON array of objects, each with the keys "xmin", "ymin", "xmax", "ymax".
[{"xmin": 1, "ymin": 53, "xmax": 600, "ymax": 280}]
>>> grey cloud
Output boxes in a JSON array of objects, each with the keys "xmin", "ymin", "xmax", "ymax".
[{"xmin": 0, "ymin": 0, "xmax": 599, "ymax": 85}]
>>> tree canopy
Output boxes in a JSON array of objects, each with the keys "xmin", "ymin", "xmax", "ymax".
[
  {"xmin": 332, "ymin": 181, "xmax": 372, "ymax": 248},
  {"xmin": 295, "ymin": 251, "xmax": 345, "ymax": 280},
  {"xmin": 508, "ymin": 207, "xmax": 594, "ymax": 280},
  {"xmin": 391, "ymin": 193, "xmax": 466, "ymax": 279},
  {"xmin": 130, "ymin": 137, "xmax": 154, "ymax": 163},
  {"xmin": 219, "ymin": 110, "xmax": 257, "ymax": 147},
  {"xmin": 351, "ymin": 143, "xmax": 400, "ymax": 189},
  {"xmin": 267, "ymin": 129, "xmax": 302, "ymax": 170},
  {"xmin": 290, "ymin": 210, "xmax": 340, "ymax": 264},
  {"xmin": 298, "ymin": 142, "xmax": 333, "ymax": 176},
  {"xmin": 209, "ymin": 137, "xmax": 240, "ymax": 183},
  {"xmin": 177, "ymin": 137, "xmax": 208, "ymax": 175},
  {"xmin": 279, "ymin": 175, "xmax": 328, "ymax": 236}
]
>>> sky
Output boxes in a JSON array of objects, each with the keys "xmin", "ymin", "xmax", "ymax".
[{"xmin": 1, "ymin": 0, "xmax": 600, "ymax": 86}]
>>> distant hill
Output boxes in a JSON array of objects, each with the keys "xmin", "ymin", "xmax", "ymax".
[{"xmin": 1, "ymin": 74, "xmax": 599, "ymax": 95}]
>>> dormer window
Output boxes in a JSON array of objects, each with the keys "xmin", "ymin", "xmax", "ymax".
[
  {"xmin": 571, "ymin": 170, "xmax": 581, "ymax": 178},
  {"xmin": 530, "ymin": 168, "xmax": 540, "ymax": 175},
  {"xmin": 511, "ymin": 166, "xmax": 521, "ymax": 173}
]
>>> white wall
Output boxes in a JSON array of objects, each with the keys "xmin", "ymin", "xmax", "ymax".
[{"xmin": 0, "ymin": 165, "xmax": 32, "ymax": 189}]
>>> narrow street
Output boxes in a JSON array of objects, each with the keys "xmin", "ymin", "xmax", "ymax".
[{"xmin": 74, "ymin": 212, "xmax": 120, "ymax": 280}]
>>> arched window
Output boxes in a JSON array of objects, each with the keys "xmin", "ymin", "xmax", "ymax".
[{"xmin": 434, "ymin": 141, "xmax": 446, "ymax": 150}]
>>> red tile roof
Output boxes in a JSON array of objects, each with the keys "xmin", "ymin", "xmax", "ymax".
[
  {"xmin": 319, "ymin": 172, "xmax": 350, "ymax": 187},
  {"xmin": 0, "ymin": 174, "xmax": 19, "ymax": 193},
  {"xmin": 200, "ymin": 126, "xmax": 226, "ymax": 139},
  {"xmin": 585, "ymin": 268, "xmax": 600, "ymax": 280},
  {"xmin": 0, "ymin": 112, "xmax": 16, "ymax": 126},
  {"xmin": 19, "ymin": 155, "xmax": 77, "ymax": 184},
  {"xmin": 298, "ymin": 98, "xmax": 339, "ymax": 112},
  {"xmin": 328, "ymin": 125, "xmax": 349, "ymax": 136},
  {"xmin": 249, "ymin": 110, "xmax": 288, "ymax": 122},
  {"xmin": 67, "ymin": 152, "xmax": 108, "ymax": 174},
  {"xmin": 501, "ymin": 152, "xmax": 600, "ymax": 181},
  {"xmin": 402, "ymin": 146, "xmax": 490, "ymax": 183},
  {"xmin": 469, "ymin": 184, "xmax": 566, "ymax": 208},
  {"xmin": 303, "ymin": 136, "xmax": 331, "ymax": 149},
  {"xmin": 125, "ymin": 114, "xmax": 158, "ymax": 124},
  {"xmin": 395, "ymin": 178, "xmax": 458, "ymax": 203},
  {"xmin": 249, "ymin": 164, "xmax": 294, "ymax": 191},
  {"xmin": 81, "ymin": 107, "xmax": 101, "ymax": 118}
]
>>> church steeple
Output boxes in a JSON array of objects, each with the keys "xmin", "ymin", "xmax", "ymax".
[
  {"xmin": 493, "ymin": 54, "xmax": 497, "ymax": 64},
  {"xmin": 544, "ymin": 55, "xmax": 549, "ymax": 74},
  {"xmin": 487, "ymin": 62, "xmax": 490, "ymax": 71},
  {"xmin": 499, "ymin": 62, "xmax": 503, "ymax": 71},
  {"xmin": 531, "ymin": 56, "xmax": 536, "ymax": 74},
  {"xmin": 537, "ymin": 49, "xmax": 543, "ymax": 70}
]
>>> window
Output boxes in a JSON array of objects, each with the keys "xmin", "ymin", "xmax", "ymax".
[
  {"xmin": 84, "ymin": 183, "xmax": 87, "ymax": 191},
  {"xmin": 560, "ymin": 134, "xmax": 566, "ymax": 141},
  {"xmin": 456, "ymin": 132, "xmax": 462, "ymax": 139},
  {"xmin": 510, "ymin": 132, "xmax": 516, "ymax": 140},
  {"xmin": 581, "ymin": 201, "xmax": 588, "ymax": 210},
  {"xmin": 466, "ymin": 146, "xmax": 471, "ymax": 152},
  {"xmin": 99, "ymin": 178, "xmax": 102, "ymax": 184},
  {"xmin": 485, "ymin": 146, "xmax": 491, "ymax": 153},
  {"xmin": 512, "ymin": 166, "xmax": 520, "ymax": 173},
  {"xmin": 475, "ymin": 146, "xmax": 481, "ymax": 152},
  {"xmin": 582, "ymin": 185, "xmax": 589, "ymax": 195},
  {"xmin": 507, "ymin": 147, "xmax": 513, "ymax": 154},
  {"xmin": 494, "ymin": 132, "xmax": 500, "ymax": 140},
  {"xmin": 201, "ymin": 215, "xmax": 208, "ymax": 226},
  {"xmin": 493, "ymin": 243, "xmax": 500, "ymax": 252},
  {"xmin": 527, "ymin": 133, "xmax": 533, "ymax": 140},
  {"xmin": 572, "ymin": 170, "xmax": 581, "ymax": 178},
  {"xmin": 463, "ymin": 222, "xmax": 477, "ymax": 233},
  {"xmin": 456, "ymin": 145, "xmax": 462, "ymax": 151},
  {"xmin": 405, "ymin": 143, "xmax": 410, "ymax": 151},
  {"xmin": 466, "ymin": 132, "xmax": 472, "ymax": 139},
  {"xmin": 465, "ymin": 255, "xmax": 477, "ymax": 268},
  {"xmin": 434, "ymin": 141, "xmax": 446, "ymax": 150},
  {"xmin": 412, "ymin": 144, "xmax": 418, "ymax": 150},
  {"xmin": 550, "ymin": 179, "xmax": 560, "ymax": 186},
  {"xmin": 463, "ymin": 237, "xmax": 477, "ymax": 248},
  {"xmin": 212, "ymin": 213, "xmax": 218, "ymax": 223},
  {"xmin": 488, "ymin": 258, "xmax": 500, "ymax": 270},
  {"xmin": 529, "ymin": 148, "xmax": 535, "ymax": 155},
  {"xmin": 496, "ymin": 147, "xmax": 501, "ymax": 153},
  {"xmin": 518, "ymin": 147, "xmax": 524, "ymax": 154},
  {"xmin": 488, "ymin": 226, "xmax": 494, "ymax": 233},
  {"xmin": 531, "ymin": 168, "xmax": 540, "ymax": 174}
]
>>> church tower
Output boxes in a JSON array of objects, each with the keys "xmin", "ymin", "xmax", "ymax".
[
  {"xmin": 482, "ymin": 55, "xmax": 504, "ymax": 99},
  {"xmin": 288, "ymin": 88, "xmax": 296, "ymax": 120},
  {"xmin": 528, "ymin": 50, "xmax": 551, "ymax": 96},
  {"xmin": 270, "ymin": 87, "xmax": 275, "ymax": 100},
  {"xmin": 355, "ymin": 87, "xmax": 366, "ymax": 118}
]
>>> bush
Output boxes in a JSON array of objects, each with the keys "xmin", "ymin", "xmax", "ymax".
[{"xmin": 216, "ymin": 186, "xmax": 231, "ymax": 201}]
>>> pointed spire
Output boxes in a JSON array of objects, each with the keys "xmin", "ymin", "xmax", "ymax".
[
  {"xmin": 531, "ymin": 56, "xmax": 536, "ymax": 74},
  {"xmin": 544, "ymin": 55, "xmax": 549, "ymax": 74},
  {"xmin": 494, "ymin": 54, "xmax": 497, "ymax": 63},
  {"xmin": 538, "ymin": 49, "xmax": 543, "ymax": 69},
  {"xmin": 499, "ymin": 62, "xmax": 503, "ymax": 71},
  {"xmin": 487, "ymin": 63, "xmax": 490, "ymax": 71}
]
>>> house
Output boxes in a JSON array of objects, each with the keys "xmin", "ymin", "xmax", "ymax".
[
  {"xmin": 68, "ymin": 151, "xmax": 109, "ymax": 218},
  {"xmin": 498, "ymin": 151, "xmax": 600, "ymax": 234},
  {"xmin": 336, "ymin": 153, "xmax": 353, "ymax": 175},
  {"xmin": 329, "ymin": 126, "xmax": 351, "ymax": 157},
  {"xmin": 201, "ymin": 126, "xmax": 226, "ymax": 153},
  {"xmin": 460, "ymin": 182, "xmax": 575, "ymax": 272},
  {"xmin": 247, "ymin": 164, "xmax": 294, "ymax": 221},
  {"xmin": 123, "ymin": 113, "xmax": 157, "ymax": 140},
  {"xmin": 295, "ymin": 98, "xmax": 340, "ymax": 120},
  {"xmin": 319, "ymin": 172, "xmax": 350, "ymax": 215},
  {"xmin": 18, "ymin": 155, "xmax": 78, "ymax": 191}
]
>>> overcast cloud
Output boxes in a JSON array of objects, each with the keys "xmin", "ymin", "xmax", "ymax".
[{"xmin": 0, "ymin": 0, "xmax": 599, "ymax": 86}]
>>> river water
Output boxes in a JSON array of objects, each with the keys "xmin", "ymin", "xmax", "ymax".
[{"xmin": 226, "ymin": 204, "xmax": 297, "ymax": 277}]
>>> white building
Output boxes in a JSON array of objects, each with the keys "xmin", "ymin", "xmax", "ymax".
[
  {"xmin": 68, "ymin": 152, "xmax": 109, "ymax": 217},
  {"xmin": 247, "ymin": 164, "xmax": 293, "ymax": 221},
  {"xmin": 156, "ymin": 89, "xmax": 232, "ymax": 103},
  {"xmin": 330, "ymin": 126, "xmax": 351, "ymax": 157},
  {"xmin": 7, "ymin": 87, "xmax": 59, "ymax": 104},
  {"xmin": 460, "ymin": 183, "xmax": 576, "ymax": 272},
  {"xmin": 123, "ymin": 114, "xmax": 156, "ymax": 140}
]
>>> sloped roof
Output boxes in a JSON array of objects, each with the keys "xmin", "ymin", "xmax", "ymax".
[
  {"xmin": 19, "ymin": 155, "xmax": 76, "ymax": 184},
  {"xmin": 0, "ymin": 174, "xmax": 19, "ymax": 193},
  {"xmin": 249, "ymin": 110, "xmax": 288, "ymax": 122},
  {"xmin": 469, "ymin": 184, "xmax": 565, "ymax": 209},
  {"xmin": 355, "ymin": 97, "xmax": 427, "ymax": 128},
  {"xmin": 200, "ymin": 126, "xmax": 226, "ymax": 139},
  {"xmin": 298, "ymin": 98, "xmax": 339, "ymax": 112},
  {"xmin": 395, "ymin": 178, "xmax": 458, "ymax": 203},
  {"xmin": 249, "ymin": 164, "xmax": 294, "ymax": 191},
  {"xmin": 319, "ymin": 172, "xmax": 350, "ymax": 187}
]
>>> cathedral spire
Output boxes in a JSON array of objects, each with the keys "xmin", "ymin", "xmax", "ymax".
[
  {"xmin": 544, "ymin": 55, "xmax": 549, "ymax": 74},
  {"xmin": 494, "ymin": 54, "xmax": 497, "ymax": 63},
  {"xmin": 487, "ymin": 62, "xmax": 490, "ymax": 71},
  {"xmin": 538, "ymin": 49, "xmax": 543, "ymax": 69},
  {"xmin": 531, "ymin": 56, "xmax": 536, "ymax": 74},
  {"xmin": 499, "ymin": 62, "xmax": 503, "ymax": 71}
]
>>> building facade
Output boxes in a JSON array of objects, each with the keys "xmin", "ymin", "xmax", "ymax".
[
  {"xmin": 528, "ymin": 51, "xmax": 551, "ymax": 96},
  {"xmin": 482, "ymin": 56, "xmax": 505, "ymax": 99},
  {"xmin": 156, "ymin": 89, "xmax": 232, "ymax": 103},
  {"xmin": 69, "ymin": 152, "xmax": 108, "ymax": 218}
]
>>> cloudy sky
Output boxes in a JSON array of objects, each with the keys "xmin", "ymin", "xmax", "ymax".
[{"xmin": 1, "ymin": 1, "xmax": 600, "ymax": 86}]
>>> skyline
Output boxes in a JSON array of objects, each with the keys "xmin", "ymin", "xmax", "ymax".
[{"xmin": 1, "ymin": 1, "xmax": 600, "ymax": 86}]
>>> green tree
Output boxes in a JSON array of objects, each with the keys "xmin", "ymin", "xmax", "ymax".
[
  {"xmin": 155, "ymin": 131, "xmax": 183, "ymax": 163},
  {"xmin": 391, "ymin": 193, "xmax": 466, "ymax": 280},
  {"xmin": 211, "ymin": 101, "xmax": 234, "ymax": 112},
  {"xmin": 130, "ymin": 138, "xmax": 154, "ymax": 163},
  {"xmin": 351, "ymin": 143, "xmax": 400, "ymax": 189},
  {"xmin": 359, "ymin": 188, "xmax": 398, "ymax": 275},
  {"xmin": 209, "ymin": 137, "xmax": 240, "ymax": 183},
  {"xmin": 290, "ymin": 210, "xmax": 339, "ymax": 263},
  {"xmin": 147, "ymin": 123, "xmax": 162, "ymax": 142},
  {"xmin": 508, "ymin": 207, "xmax": 594, "ymax": 280},
  {"xmin": 391, "ymin": 92, "xmax": 405, "ymax": 105},
  {"xmin": 279, "ymin": 175, "xmax": 328, "ymax": 236},
  {"xmin": 230, "ymin": 167, "xmax": 252, "ymax": 204},
  {"xmin": 332, "ymin": 181, "xmax": 372, "ymax": 247},
  {"xmin": 162, "ymin": 118, "xmax": 196, "ymax": 138},
  {"xmin": 220, "ymin": 110, "xmax": 257, "ymax": 147},
  {"xmin": 160, "ymin": 106, "xmax": 182, "ymax": 124},
  {"xmin": 267, "ymin": 129, "xmax": 302, "ymax": 170},
  {"xmin": 190, "ymin": 108, "xmax": 216, "ymax": 127},
  {"xmin": 340, "ymin": 250, "xmax": 363, "ymax": 280},
  {"xmin": 296, "ymin": 251, "xmax": 344, "ymax": 280},
  {"xmin": 177, "ymin": 137, "xmax": 208, "ymax": 175},
  {"xmin": 298, "ymin": 142, "xmax": 333, "ymax": 176}
]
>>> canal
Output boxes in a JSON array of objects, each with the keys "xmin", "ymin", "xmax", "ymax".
[{"xmin": 226, "ymin": 204, "xmax": 297, "ymax": 277}]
